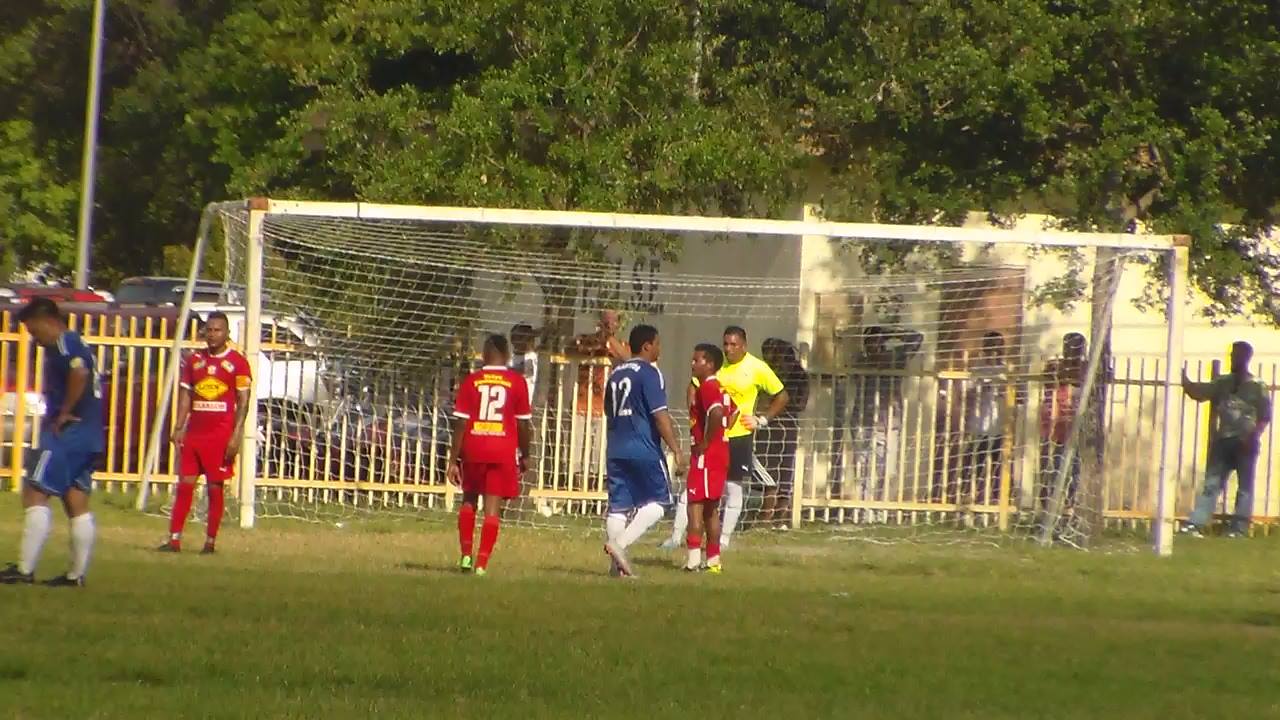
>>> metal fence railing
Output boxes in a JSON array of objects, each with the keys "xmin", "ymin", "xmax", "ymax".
[{"xmin": 4, "ymin": 310, "xmax": 1275, "ymax": 530}]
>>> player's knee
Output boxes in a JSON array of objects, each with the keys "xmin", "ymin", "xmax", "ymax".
[
  {"xmin": 20, "ymin": 483, "xmax": 50, "ymax": 508},
  {"xmin": 62, "ymin": 487, "xmax": 91, "ymax": 516}
]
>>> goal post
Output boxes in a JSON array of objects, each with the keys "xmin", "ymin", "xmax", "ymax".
[{"xmin": 157, "ymin": 197, "xmax": 1187, "ymax": 554}]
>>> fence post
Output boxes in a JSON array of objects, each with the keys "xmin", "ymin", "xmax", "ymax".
[
  {"xmin": 9, "ymin": 324, "xmax": 32, "ymax": 493},
  {"xmin": 997, "ymin": 377, "xmax": 1017, "ymax": 531}
]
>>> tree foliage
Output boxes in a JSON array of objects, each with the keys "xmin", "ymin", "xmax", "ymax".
[{"xmin": 2, "ymin": 0, "xmax": 1278, "ymax": 323}]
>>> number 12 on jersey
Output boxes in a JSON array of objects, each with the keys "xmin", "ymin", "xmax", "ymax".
[
  {"xmin": 477, "ymin": 384, "xmax": 507, "ymax": 422},
  {"xmin": 609, "ymin": 377, "xmax": 633, "ymax": 417}
]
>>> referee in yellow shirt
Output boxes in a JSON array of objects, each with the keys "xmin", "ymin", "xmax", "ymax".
[{"xmin": 718, "ymin": 325, "xmax": 789, "ymax": 547}]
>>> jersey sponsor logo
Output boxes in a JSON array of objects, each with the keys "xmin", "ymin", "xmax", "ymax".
[
  {"xmin": 479, "ymin": 373, "xmax": 513, "ymax": 388},
  {"xmin": 471, "ymin": 420, "xmax": 505, "ymax": 435},
  {"xmin": 193, "ymin": 400, "xmax": 229, "ymax": 413},
  {"xmin": 194, "ymin": 375, "xmax": 229, "ymax": 400}
]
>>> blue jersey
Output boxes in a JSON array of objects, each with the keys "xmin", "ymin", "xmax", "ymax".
[
  {"xmin": 605, "ymin": 359, "xmax": 668, "ymax": 460},
  {"xmin": 42, "ymin": 331, "xmax": 105, "ymax": 452}
]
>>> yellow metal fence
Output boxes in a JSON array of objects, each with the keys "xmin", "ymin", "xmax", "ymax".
[{"xmin": 3, "ymin": 312, "xmax": 1276, "ymax": 530}]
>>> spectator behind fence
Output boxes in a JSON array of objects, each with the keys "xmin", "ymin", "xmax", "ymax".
[
  {"xmin": 509, "ymin": 323, "xmax": 540, "ymax": 400},
  {"xmin": 1038, "ymin": 332, "xmax": 1086, "ymax": 517},
  {"xmin": 962, "ymin": 331, "xmax": 1008, "ymax": 503},
  {"xmin": 758, "ymin": 338, "xmax": 811, "ymax": 529},
  {"xmin": 568, "ymin": 310, "xmax": 630, "ymax": 480},
  {"xmin": 1179, "ymin": 341, "xmax": 1272, "ymax": 537},
  {"xmin": 851, "ymin": 326, "xmax": 922, "ymax": 515}
]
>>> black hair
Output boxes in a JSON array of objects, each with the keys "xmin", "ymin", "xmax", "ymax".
[
  {"xmin": 694, "ymin": 343, "xmax": 724, "ymax": 370},
  {"xmin": 629, "ymin": 324, "xmax": 659, "ymax": 353},
  {"xmin": 983, "ymin": 330, "xmax": 1004, "ymax": 342},
  {"xmin": 16, "ymin": 297, "xmax": 61, "ymax": 323},
  {"xmin": 483, "ymin": 333, "xmax": 510, "ymax": 356},
  {"xmin": 764, "ymin": 338, "xmax": 802, "ymax": 373},
  {"xmin": 1233, "ymin": 341, "xmax": 1253, "ymax": 358},
  {"xmin": 723, "ymin": 325, "xmax": 747, "ymax": 341},
  {"xmin": 206, "ymin": 311, "xmax": 230, "ymax": 326},
  {"xmin": 510, "ymin": 323, "xmax": 535, "ymax": 342}
]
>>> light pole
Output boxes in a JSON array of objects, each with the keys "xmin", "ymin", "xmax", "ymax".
[{"xmin": 74, "ymin": 0, "xmax": 106, "ymax": 289}]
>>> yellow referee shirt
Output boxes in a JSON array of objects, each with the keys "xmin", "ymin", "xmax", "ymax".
[{"xmin": 718, "ymin": 352, "xmax": 785, "ymax": 439}]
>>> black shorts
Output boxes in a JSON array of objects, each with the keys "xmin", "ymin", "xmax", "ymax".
[{"xmin": 728, "ymin": 435, "xmax": 753, "ymax": 483}]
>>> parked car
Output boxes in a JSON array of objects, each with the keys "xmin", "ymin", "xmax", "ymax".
[
  {"xmin": 114, "ymin": 276, "xmax": 244, "ymax": 306},
  {"xmin": 2, "ymin": 300, "xmax": 330, "ymax": 478},
  {"xmin": 257, "ymin": 396, "xmax": 452, "ymax": 485},
  {"xmin": 2, "ymin": 284, "xmax": 112, "ymax": 304}
]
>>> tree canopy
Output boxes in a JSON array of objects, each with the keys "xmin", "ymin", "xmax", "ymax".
[{"xmin": 2, "ymin": 0, "xmax": 1277, "ymax": 322}]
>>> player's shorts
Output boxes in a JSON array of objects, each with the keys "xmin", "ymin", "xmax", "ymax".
[
  {"xmin": 179, "ymin": 434, "xmax": 235, "ymax": 483},
  {"xmin": 686, "ymin": 453, "xmax": 727, "ymax": 503},
  {"xmin": 461, "ymin": 462, "xmax": 520, "ymax": 499},
  {"xmin": 606, "ymin": 455, "xmax": 672, "ymax": 513},
  {"xmin": 728, "ymin": 435, "xmax": 754, "ymax": 483},
  {"xmin": 25, "ymin": 429, "xmax": 99, "ymax": 497}
]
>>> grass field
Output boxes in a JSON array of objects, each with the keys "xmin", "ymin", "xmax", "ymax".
[{"xmin": 1, "ymin": 500, "xmax": 1278, "ymax": 720}]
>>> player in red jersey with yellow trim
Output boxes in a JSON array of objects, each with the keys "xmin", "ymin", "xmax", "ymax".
[
  {"xmin": 446, "ymin": 334, "xmax": 534, "ymax": 576},
  {"xmin": 160, "ymin": 312, "xmax": 252, "ymax": 554},
  {"xmin": 685, "ymin": 343, "xmax": 736, "ymax": 573}
]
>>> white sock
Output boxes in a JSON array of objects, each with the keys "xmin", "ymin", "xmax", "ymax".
[
  {"xmin": 605, "ymin": 513, "xmax": 627, "ymax": 546},
  {"xmin": 68, "ymin": 513, "xmax": 95, "ymax": 581},
  {"xmin": 619, "ymin": 502, "xmax": 665, "ymax": 550},
  {"xmin": 721, "ymin": 482, "xmax": 745, "ymax": 547},
  {"xmin": 19, "ymin": 505, "xmax": 52, "ymax": 575},
  {"xmin": 669, "ymin": 493, "xmax": 689, "ymax": 543},
  {"xmin": 687, "ymin": 547, "xmax": 702, "ymax": 567}
]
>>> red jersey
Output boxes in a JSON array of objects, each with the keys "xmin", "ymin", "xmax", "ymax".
[
  {"xmin": 453, "ymin": 366, "xmax": 533, "ymax": 464},
  {"xmin": 181, "ymin": 347, "xmax": 253, "ymax": 437},
  {"xmin": 690, "ymin": 376, "xmax": 734, "ymax": 466}
]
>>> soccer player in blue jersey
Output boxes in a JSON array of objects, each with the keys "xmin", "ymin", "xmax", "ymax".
[
  {"xmin": 0, "ymin": 299, "xmax": 103, "ymax": 587},
  {"xmin": 602, "ymin": 324, "xmax": 685, "ymax": 578}
]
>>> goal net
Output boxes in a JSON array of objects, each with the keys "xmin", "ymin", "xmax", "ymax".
[{"xmin": 149, "ymin": 200, "xmax": 1186, "ymax": 552}]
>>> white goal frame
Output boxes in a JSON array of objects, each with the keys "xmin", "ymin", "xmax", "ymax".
[{"xmin": 139, "ymin": 198, "xmax": 1189, "ymax": 556}]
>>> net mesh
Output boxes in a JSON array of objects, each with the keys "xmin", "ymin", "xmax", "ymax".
[{"xmin": 208, "ymin": 206, "xmax": 1161, "ymax": 548}]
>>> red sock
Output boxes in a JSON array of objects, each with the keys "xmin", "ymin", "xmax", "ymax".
[
  {"xmin": 206, "ymin": 484, "xmax": 225, "ymax": 543},
  {"xmin": 458, "ymin": 504, "xmax": 477, "ymax": 557},
  {"xmin": 686, "ymin": 532, "xmax": 703, "ymax": 550},
  {"xmin": 707, "ymin": 542, "xmax": 721, "ymax": 560},
  {"xmin": 476, "ymin": 515, "xmax": 501, "ymax": 569},
  {"xmin": 169, "ymin": 483, "xmax": 195, "ymax": 540}
]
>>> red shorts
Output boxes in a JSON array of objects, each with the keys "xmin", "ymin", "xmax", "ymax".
[
  {"xmin": 179, "ymin": 436, "xmax": 235, "ymax": 483},
  {"xmin": 462, "ymin": 462, "xmax": 520, "ymax": 499},
  {"xmin": 686, "ymin": 454, "xmax": 727, "ymax": 503}
]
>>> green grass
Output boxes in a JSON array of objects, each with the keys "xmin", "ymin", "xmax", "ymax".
[{"xmin": 1, "ymin": 503, "xmax": 1278, "ymax": 720}]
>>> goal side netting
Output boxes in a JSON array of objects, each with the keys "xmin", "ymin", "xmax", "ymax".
[{"xmin": 144, "ymin": 200, "xmax": 1186, "ymax": 552}]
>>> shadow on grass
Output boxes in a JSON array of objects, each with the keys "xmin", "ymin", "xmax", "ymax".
[
  {"xmin": 400, "ymin": 561, "xmax": 465, "ymax": 576},
  {"xmin": 1239, "ymin": 611, "xmax": 1280, "ymax": 628}
]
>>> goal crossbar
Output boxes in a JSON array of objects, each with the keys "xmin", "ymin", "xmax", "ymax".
[{"xmin": 252, "ymin": 198, "xmax": 1183, "ymax": 252}]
